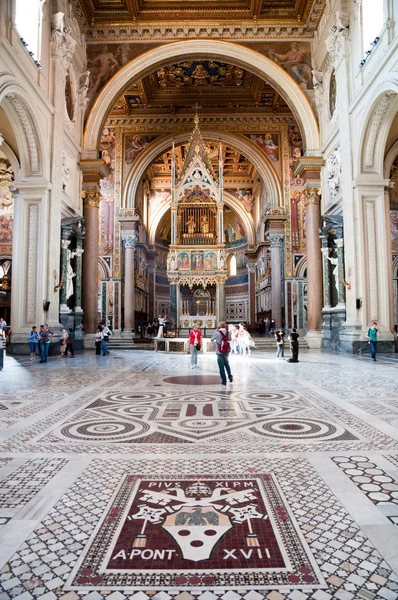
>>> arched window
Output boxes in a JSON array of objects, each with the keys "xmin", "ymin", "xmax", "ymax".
[
  {"xmin": 362, "ymin": 0, "xmax": 384, "ymax": 55},
  {"xmin": 229, "ymin": 254, "xmax": 237, "ymax": 277},
  {"xmin": 15, "ymin": 0, "xmax": 44, "ymax": 63}
]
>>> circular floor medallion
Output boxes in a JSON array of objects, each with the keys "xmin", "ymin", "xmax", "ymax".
[{"xmin": 163, "ymin": 375, "xmax": 225, "ymax": 385}]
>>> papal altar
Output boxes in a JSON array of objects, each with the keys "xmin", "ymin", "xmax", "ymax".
[{"xmin": 179, "ymin": 316, "xmax": 217, "ymax": 328}]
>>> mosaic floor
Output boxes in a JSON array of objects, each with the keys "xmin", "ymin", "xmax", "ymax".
[{"xmin": 0, "ymin": 349, "xmax": 398, "ymax": 600}]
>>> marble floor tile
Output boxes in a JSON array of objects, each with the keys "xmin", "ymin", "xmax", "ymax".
[{"xmin": 0, "ymin": 350, "xmax": 398, "ymax": 599}]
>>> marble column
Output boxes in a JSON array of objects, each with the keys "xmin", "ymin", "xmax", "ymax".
[
  {"xmin": 217, "ymin": 279, "xmax": 226, "ymax": 323},
  {"xmin": 59, "ymin": 237, "xmax": 71, "ymax": 313},
  {"xmin": 268, "ymin": 233, "xmax": 284, "ymax": 328},
  {"xmin": 82, "ymin": 191, "xmax": 100, "ymax": 334},
  {"xmin": 247, "ymin": 263, "xmax": 257, "ymax": 325},
  {"xmin": 304, "ymin": 189, "xmax": 323, "ymax": 337},
  {"xmin": 74, "ymin": 239, "xmax": 84, "ymax": 313},
  {"xmin": 169, "ymin": 281, "xmax": 177, "ymax": 328},
  {"xmin": 122, "ymin": 234, "xmax": 138, "ymax": 332},
  {"xmin": 335, "ymin": 237, "xmax": 346, "ymax": 307}
]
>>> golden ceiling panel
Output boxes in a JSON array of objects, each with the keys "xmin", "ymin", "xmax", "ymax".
[{"xmin": 80, "ymin": 0, "xmax": 323, "ymax": 27}]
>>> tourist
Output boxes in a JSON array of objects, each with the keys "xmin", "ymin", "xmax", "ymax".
[
  {"xmin": 228, "ymin": 324, "xmax": 238, "ymax": 354},
  {"xmin": 367, "ymin": 322, "xmax": 380, "ymax": 362},
  {"xmin": 287, "ymin": 328, "xmax": 299, "ymax": 363},
  {"xmin": 95, "ymin": 327, "xmax": 102, "ymax": 355},
  {"xmin": 211, "ymin": 322, "xmax": 233, "ymax": 386},
  {"xmin": 270, "ymin": 319, "xmax": 275, "ymax": 335},
  {"xmin": 39, "ymin": 324, "xmax": 53, "ymax": 363},
  {"xmin": 60, "ymin": 328, "xmax": 69, "ymax": 357},
  {"xmin": 157, "ymin": 314, "xmax": 167, "ymax": 338},
  {"xmin": 244, "ymin": 329, "xmax": 255, "ymax": 356},
  {"xmin": 37, "ymin": 325, "xmax": 44, "ymax": 355},
  {"xmin": 101, "ymin": 323, "xmax": 111, "ymax": 355},
  {"xmin": 264, "ymin": 317, "xmax": 270, "ymax": 337},
  {"xmin": 189, "ymin": 323, "xmax": 202, "ymax": 369},
  {"xmin": 237, "ymin": 323, "xmax": 247, "ymax": 356},
  {"xmin": 258, "ymin": 318, "xmax": 265, "ymax": 336},
  {"xmin": 275, "ymin": 329, "xmax": 285, "ymax": 359},
  {"xmin": 0, "ymin": 317, "xmax": 6, "ymax": 333},
  {"xmin": 64, "ymin": 328, "xmax": 75, "ymax": 358},
  {"xmin": 28, "ymin": 326, "xmax": 40, "ymax": 361}
]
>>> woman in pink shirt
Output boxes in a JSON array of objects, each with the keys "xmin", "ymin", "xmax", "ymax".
[{"xmin": 189, "ymin": 323, "xmax": 202, "ymax": 369}]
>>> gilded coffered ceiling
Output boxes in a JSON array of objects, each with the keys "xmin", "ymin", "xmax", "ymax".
[
  {"xmin": 79, "ymin": 0, "xmax": 325, "ymax": 31},
  {"xmin": 108, "ymin": 61, "xmax": 292, "ymax": 117}
]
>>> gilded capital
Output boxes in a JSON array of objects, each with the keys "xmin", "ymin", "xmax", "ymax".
[
  {"xmin": 82, "ymin": 190, "xmax": 101, "ymax": 209},
  {"xmin": 303, "ymin": 188, "xmax": 321, "ymax": 206}
]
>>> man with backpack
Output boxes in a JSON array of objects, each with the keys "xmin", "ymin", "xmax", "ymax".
[{"xmin": 211, "ymin": 322, "xmax": 233, "ymax": 386}]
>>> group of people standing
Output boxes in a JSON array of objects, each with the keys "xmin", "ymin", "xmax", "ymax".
[
  {"xmin": 275, "ymin": 328, "xmax": 300, "ymax": 362},
  {"xmin": 28, "ymin": 324, "xmax": 74, "ymax": 363},
  {"xmin": 228, "ymin": 323, "xmax": 255, "ymax": 356},
  {"xmin": 95, "ymin": 322, "xmax": 112, "ymax": 356}
]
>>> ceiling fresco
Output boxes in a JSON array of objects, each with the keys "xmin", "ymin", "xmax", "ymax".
[{"xmin": 79, "ymin": 0, "xmax": 322, "ymax": 28}]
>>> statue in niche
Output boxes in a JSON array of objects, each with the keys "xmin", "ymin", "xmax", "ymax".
[
  {"xmin": 327, "ymin": 249, "xmax": 339, "ymax": 295},
  {"xmin": 66, "ymin": 249, "xmax": 76, "ymax": 300},
  {"xmin": 186, "ymin": 215, "xmax": 196, "ymax": 234},
  {"xmin": 200, "ymin": 214, "xmax": 209, "ymax": 234},
  {"xmin": 167, "ymin": 250, "xmax": 176, "ymax": 271}
]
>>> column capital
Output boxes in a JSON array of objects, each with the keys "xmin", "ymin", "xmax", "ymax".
[
  {"xmin": 82, "ymin": 190, "xmax": 101, "ymax": 208},
  {"xmin": 246, "ymin": 263, "xmax": 257, "ymax": 274},
  {"xmin": 122, "ymin": 234, "xmax": 139, "ymax": 249},
  {"xmin": 267, "ymin": 232, "xmax": 284, "ymax": 247},
  {"xmin": 303, "ymin": 188, "xmax": 321, "ymax": 206}
]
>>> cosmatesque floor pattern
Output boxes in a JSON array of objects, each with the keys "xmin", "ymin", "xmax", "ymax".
[{"xmin": 0, "ymin": 349, "xmax": 398, "ymax": 600}]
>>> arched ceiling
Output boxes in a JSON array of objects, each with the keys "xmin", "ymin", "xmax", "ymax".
[{"xmin": 109, "ymin": 59, "xmax": 292, "ymax": 117}]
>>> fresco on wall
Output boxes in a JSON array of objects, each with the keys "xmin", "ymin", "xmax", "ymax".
[
  {"xmin": 155, "ymin": 212, "xmax": 171, "ymax": 247},
  {"xmin": 177, "ymin": 252, "xmax": 190, "ymax": 270},
  {"xmin": 0, "ymin": 215, "xmax": 13, "ymax": 244},
  {"xmin": 251, "ymin": 133, "xmax": 279, "ymax": 163},
  {"xmin": 391, "ymin": 211, "xmax": 398, "ymax": 251},
  {"xmin": 86, "ymin": 42, "xmax": 163, "ymax": 108},
  {"xmin": 244, "ymin": 41, "xmax": 313, "ymax": 89},
  {"xmin": 288, "ymin": 125, "xmax": 304, "ymax": 187},
  {"xmin": 149, "ymin": 189, "xmax": 170, "ymax": 219},
  {"xmin": 99, "ymin": 127, "xmax": 116, "ymax": 171},
  {"xmin": 124, "ymin": 135, "xmax": 157, "ymax": 179},
  {"xmin": 205, "ymin": 251, "xmax": 218, "ymax": 270},
  {"xmin": 224, "ymin": 207, "xmax": 247, "ymax": 247},
  {"xmin": 235, "ymin": 188, "xmax": 254, "ymax": 213},
  {"xmin": 191, "ymin": 251, "xmax": 204, "ymax": 271}
]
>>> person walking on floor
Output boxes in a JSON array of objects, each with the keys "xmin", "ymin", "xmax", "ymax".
[
  {"xmin": 101, "ymin": 323, "xmax": 111, "ymax": 355},
  {"xmin": 95, "ymin": 327, "xmax": 102, "ymax": 355},
  {"xmin": 64, "ymin": 328, "xmax": 75, "ymax": 358},
  {"xmin": 228, "ymin": 324, "xmax": 238, "ymax": 354},
  {"xmin": 264, "ymin": 317, "xmax": 270, "ymax": 337},
  {"xmin": 367, "ymin": 322, "xmax": 380, "ymax": 361},
  {"xmin": 237, "ymin": 323, "xmax": 247, "ymax": 356},
  {"xmin": 28, "ymin": 326, "xmax": 40, "ymax": 361},
  {"xmin": 275, "ymin": 329, "xmax": 285, "ymax": 359},
  {"xmin": 39, "ymin": 324, "xmax": 53, "ymax": 363},
  {"xmin": 189, "ymin": 323, "xmax": 202, "ymax": 369},
  {"xmin": 287, "ymin": 328, "xmax": 299, "ymax": 363},
  {"xmin": 211, "ymin": 322, "xmax": 233, "ymax": 386}
]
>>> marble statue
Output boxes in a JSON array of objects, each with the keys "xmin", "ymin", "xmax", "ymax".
[{"xmin": 66, "ymin": 249, "xmax": 76, "ymax": 300}]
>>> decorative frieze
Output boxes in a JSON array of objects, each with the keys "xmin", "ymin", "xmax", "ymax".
[
  {"xmin": 326, "ymin": 148, "xmax": 341, "ymax": 199},
  {"xmin": 5, "ymin": 95, "xmax": 39, "ymax": 173},
  {"xmin": 364, "ymin": 92, "xmax": 397, "ymax": 169}
]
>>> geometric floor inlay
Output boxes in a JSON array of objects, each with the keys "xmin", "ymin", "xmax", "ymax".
[
  {"xmin": 43, "ymin": 391, "xmax": 358, "ymax": 445},
  {"xmin": 66, "ymin": 473, "xmax": 326, "ymax": 590}
]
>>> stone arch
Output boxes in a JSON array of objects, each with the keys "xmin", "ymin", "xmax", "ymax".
[
  {"xmin": 359, "ymin": 75, "xmax": 398, "ymax": 176},
  {"xmin": 294, "ymin": 256, "xmax": 307, "ymax": 278},
  {"xmin": 98, "ymin": 256, "xmax": 111, "ymax": 279},
  {"xmin": 83, "ymin": 40, "xmax": 320, "ymax": 154},
  {"xmin": 0, "ymin": 77, "xmax": 45, "ymax": 178},
  {"xmin": 384, "ymin": 139, "xmax": 398, "ymax": 178},
  {"xmin": 148, "ymin": 190, "xmax": 255, "ymax": 247},
  {"xmin": 125, "ymin": 131, "xmax": 281, "ymax": 212}
]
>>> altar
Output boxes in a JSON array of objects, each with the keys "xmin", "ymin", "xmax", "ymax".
[{"xmin": 179, "ymin": 315, "xmax": 217, "ymax": 328}]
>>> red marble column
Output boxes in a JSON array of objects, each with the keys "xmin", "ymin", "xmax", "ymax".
[
  {"xmin": 82, "ymin": 191, "xmax": 101, "ymax": 334},
  {"xmin": 304, "ymin": 189, "xmax": 323, "ymax": 333}
]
